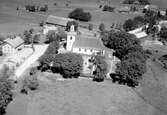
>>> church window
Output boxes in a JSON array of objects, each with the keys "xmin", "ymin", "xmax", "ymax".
[
  {"xmin": 85, "ymin": 49, "xmax": 87, "ymax": 52},
  {"xmin": 70, "ymin": 37, "xmax": 72, "ymax": 40}
]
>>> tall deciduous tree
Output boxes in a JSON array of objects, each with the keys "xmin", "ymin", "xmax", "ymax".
[
  {"xmin": 0, "ymin": 66, "xmax": 13, "ymax": 115},
  {"xmin": 92, "ymin": 55, "xmax": 108, "ymax": 82},
  {"xmin": 68, "ymin": 8, "xmax": 91, "ymax": 22},
  {"xmin": 116, "ymin": 58, "xmax": 146, "ymax": 84},
  {"xmin": 99, "ymin": 23, "xmax": 105, "ymax": 32},
  {"xmin": 103, "ymin": 30, "xmax": 140, "ymax": 60},
  {"xmin": 66, "ymin": 21, "xmax": 78, "ymax": 32}
]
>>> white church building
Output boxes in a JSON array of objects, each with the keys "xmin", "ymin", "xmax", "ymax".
[{"xmin": 66, "ymin": 25, "xmax": 114, "ymax": 58}]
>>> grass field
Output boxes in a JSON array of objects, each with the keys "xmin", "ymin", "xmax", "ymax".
[
  {"xmin": 6, "ymin": 72, "xmax": 157, "ymax": 115},
  {"xmin": 0, "ymin": 0, "xmax": 142, "ymax": 35},
  {"xmin": 1, "ymin": 0, "xmax": 166, "ymax": 35}
]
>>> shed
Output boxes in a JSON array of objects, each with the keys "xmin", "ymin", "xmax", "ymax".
[{"xmin": 46, "ymin": 15, "xmax": 74, "ymax": 27}]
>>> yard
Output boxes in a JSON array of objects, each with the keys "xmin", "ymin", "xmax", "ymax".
[{"xmin": 6, "ymin": 71, "xmax": 157, "ymax": 115}]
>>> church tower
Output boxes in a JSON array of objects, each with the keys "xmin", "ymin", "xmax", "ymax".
[{"xmin": 66, "ymin": 25, "xmax": 77, "ymax": 51}]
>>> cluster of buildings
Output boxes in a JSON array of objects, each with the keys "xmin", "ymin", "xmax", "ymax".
[
  {"xmin": 44, "ymin": 15, "xmax": 119, "ymax": 74},
  {"xmin": 0, "ymin": 36, "xmax": 33, "ymax": 72}
]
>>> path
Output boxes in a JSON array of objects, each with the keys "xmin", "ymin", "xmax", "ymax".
[{"xmin": 15, "ymin": 44, "xmax": 48, "ymax": 78}]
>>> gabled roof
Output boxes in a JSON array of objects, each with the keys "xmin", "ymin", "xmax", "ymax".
[
  {"xmin": 4, "ymin": 37, "xmax": 24, "ymax": 48},
  {"xmin": 46, "ymin": 15, "xmax": 74, "ymax": 27},
  {"xmin": 73, "ymin": 36, "xmax": 114, "ymax": 52}
]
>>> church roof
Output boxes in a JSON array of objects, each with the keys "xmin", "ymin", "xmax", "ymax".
[{"xmin": 73, "ymin": 36, "xmax": 114, "ymax": 52}]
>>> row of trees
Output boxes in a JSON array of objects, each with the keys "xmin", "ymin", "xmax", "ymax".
[
  {"xmin": 91, "ymin": 55, "xmax": 108, "ymax": 82},
  {"xmin": 0, "ymin": 66, "xmax": 14, "ymax": 115},
  {"xmin": 23, "ymin": 29, "xmax": 40, "ymax": 44},
  {"xmin": 39, "ymin": 53, "xmax": 83, "ymax": 78},
  {"xmin": 68, "ymin": 8, "xmax": 92, "ymax": 22},
  {"xmin": 123, "ymin": 16, "xmax": 145, "ymax": 32},
  {"xmin": 21, "ymin": 67, "xmax": 39, "ymax": 94},
  {"xmin": 122, "ymin": 0, "xmax": 150, "ymax": 5},
  {"xmin": 123, "ymin": 8, "xmax": 167, "ymax": 32},
  {"xmin": 102, "ymin": 5, "xmax": 115, "ymax": 12},
  {"xmin": 101, "ymin": 30, "xmax": 147, "ymax": 87},
  {"xmin": 25, "ymin": 4, "xmax": 48, "ymax": 12}
]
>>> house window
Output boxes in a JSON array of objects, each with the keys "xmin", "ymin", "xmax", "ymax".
[
  {"xmin": 79, "ymin": 48, "xmax": 81, "ymax": 51},
  {"xmin": 90, "ymin": 49, "xmax": 93, "ymax": 52},
  {"xmin": 70, "ymin": 37, "xmax": 72, "ymax": 40}
]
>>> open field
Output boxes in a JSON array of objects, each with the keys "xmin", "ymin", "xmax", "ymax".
[
  {"xmin": 6, "ymin": 72, "xmax": 157, "ymax": 115},
  {"xmin": 1, "ymin": 0, "xmax": 166, "ymax": 35},
  {"xmin": 0, "ymin": 0, "xmax": 142, "ymax": 35}
]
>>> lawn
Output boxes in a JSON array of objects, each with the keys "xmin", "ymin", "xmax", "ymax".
[
  {"xmin": 6, "ymin": 71, "xmax": 160, "ymax": 115},
  {"xmin": 137, "ymin": 59, "xmax": 167, "ymax": 115},
  {"xmin": 0, "ymin": 0, "xmax": 142, "ymax": 36}
]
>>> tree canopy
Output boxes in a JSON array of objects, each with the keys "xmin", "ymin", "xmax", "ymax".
[
  {"xmin": 66, "ymin": 21, "xmax": 78, "ymax": 32},
  {"xmin": 116, "ymin": 58, "xmax": 146, "ymax": 82},
  {"xmin": 101, "ymin": 30, "xmax": 147, "ymax": 87},
  {"xmin": 0, "ymin": 67, "xmax": 13, "ymax": 115},
  {"xmin": 102, "ymin": 30, "xmax": 140, "ymax": 60},
  {"xmin": 39, "ymin": 53, "xmax": 83, "ymax": 78},
  {"xmin": 68, "ymin": 8, "xmax": 91, "ymax": 22},
  {"xmin": 92, "ymin": 55, "xmax": 108, "ymax": 82}
]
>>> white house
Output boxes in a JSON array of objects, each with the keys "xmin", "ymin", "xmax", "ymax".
[{"xmin": 2, "ymin": 36, "xmax": 24, "ymax": 55}]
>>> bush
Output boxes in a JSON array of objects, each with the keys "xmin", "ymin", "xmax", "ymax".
[
  {"xmin": 115, "ymin": 58, "xmax": 146, "ymax": 87},
  {"xmin": 23, "ymin": 29, "xmax": 34, "ymax": 44},
  {"xmin": 68, "ymin": 8, "xmax": 91, "ymax": 22},
  {"xmin": 0, "ymin": 79, "xmax": 13, "ymax": 114},
  {"xmin": 46, "ymin": 30, "xmax": 60, "ymax": 43},
  {"xmin": 25, "ymin": 5, "xmax": 36, "ymax": 12},
  {"xmin": 33, "ymin": 34, "xmax": 40, "ymax": 44},
  {"xmin": 122, "ymin": 0, "xmax": 150, "ymax": 5},
  {"xmin": 123, "ymin": 19, "xmax": 135, "ymax": 32},
  {"xmin": 40, "ymin": 5, "xmax": 48, "ymax": 12},
  {"xmin": 92, "ymin": 55, "xmax": 108, "ymax": 82},
  {"xmin": 53, "ymin": 53, "xmax": 83, "ymax": 78},
  {"xmin": 99, "ymin": 23, "xmax": 105, "ymax": 32},
  {"xmin": 102, "ymin": 5, "xmax": 115, "ymax": 12},
  {"xmin": 123, "ymin": 16, "xmax": 146, "ymax": 31},
  {"xmin": 88, "ymin": 24, "xmax": 93, "ymax": 31},
  {"xmin": 21, "ymin": 74, "xmax": 39, "ymax": 93},
  {"xmin": 0, "ymin": 67, "xmax": 14, "ymax": 115},
  {"xmin": 159, "ymin": 27, "xmax": 167, "ymax": 42},
  {"xmin": 122, "ymin": 0, "xmax": 135, "ymax": 4},
  {"xmin": 39, "ymin": 53, "xmax": 83, "ymax": 78}
]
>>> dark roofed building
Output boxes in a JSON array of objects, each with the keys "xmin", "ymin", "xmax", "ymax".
[{"xmin": 46, "ymin": 15, "xmax": 74, "ymax": 27}]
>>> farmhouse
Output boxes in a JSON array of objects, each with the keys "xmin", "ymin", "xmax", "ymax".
[
  {"xmin": 144, "ymin": 5, "xmax": 159, "ymax": 12},
  {"xmin": 2, "ymin": 36, "xmax": 24, "ymax": 55},
  {"xmin": 46, "ymin": 15, "xmax": 74, "ymax": 27},
  {"xmin": 43, "ymin": 15, "xmax": 74, "ymax": 34},
  {"xmin": 128, "ymin": 27, "xmax": 148, "ymax": 39}
]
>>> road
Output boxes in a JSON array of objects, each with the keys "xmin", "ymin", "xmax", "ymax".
[{"xmin": 15, "ymin": 45, "xmax": 48, "ymax": 79}]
